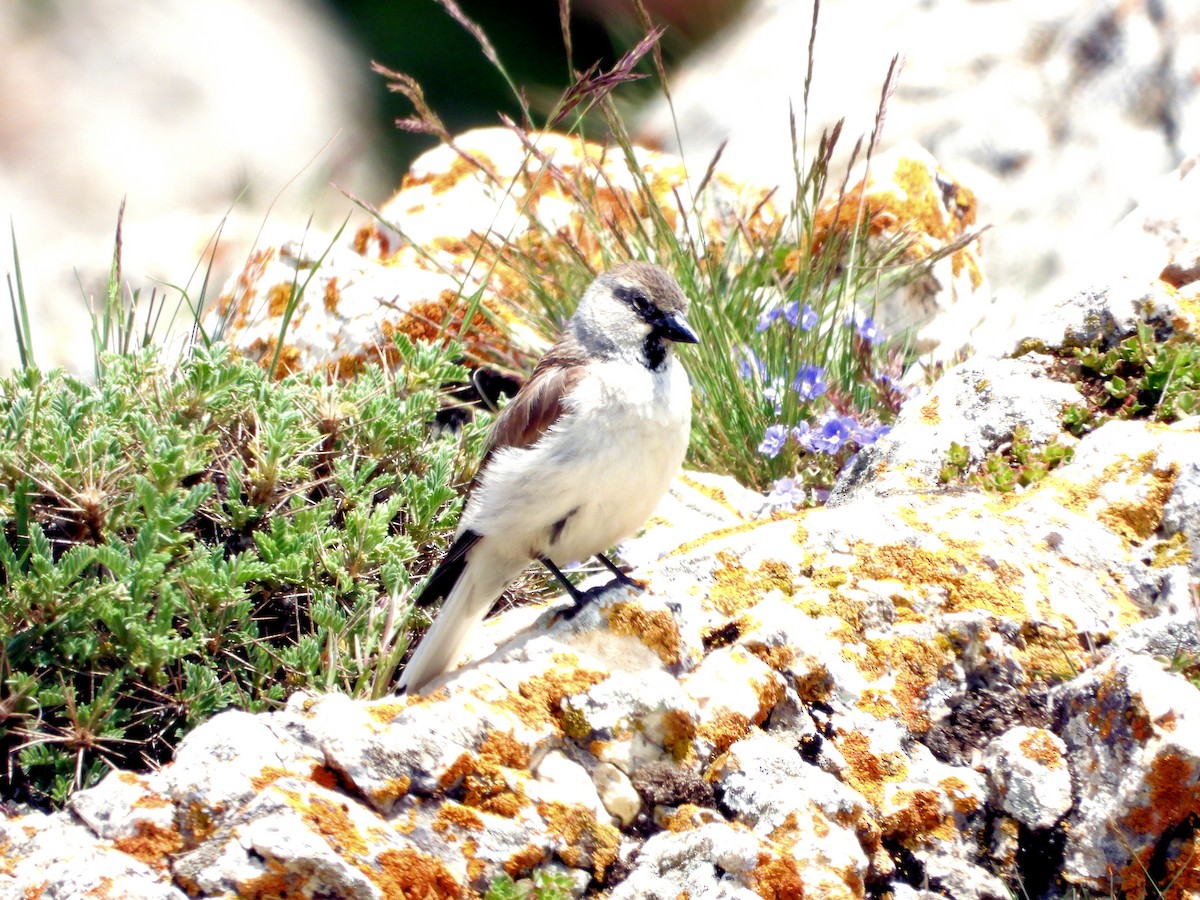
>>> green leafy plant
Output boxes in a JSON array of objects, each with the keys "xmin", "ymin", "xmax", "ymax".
[
  {"xmin": 485, "ymin": 869, "xmax": 576, "ymax": 900},
  {"xmin": 939, "ymin": 426, "xmax": 1075, "ymax": 493},
  {"xmin": 1071, "ymin": 319, "xmax": 1200, "ymax": 426},
  {"xmin": 0, "ymin": 341, "xmax": 487, "ymax": 805}
]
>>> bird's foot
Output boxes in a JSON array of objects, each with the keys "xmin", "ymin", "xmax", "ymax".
[
  {"xmin": 555, "ymin": 583, "xmax": 610, "ymax": 621},
  {"xmin": 594, "ymin": 553, "xmax": 645, "ymax": 591}
]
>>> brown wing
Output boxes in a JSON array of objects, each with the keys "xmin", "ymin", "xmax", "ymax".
[{"xmin": 469, "ymin": 336, "xmax": 589, "ymax": 490}]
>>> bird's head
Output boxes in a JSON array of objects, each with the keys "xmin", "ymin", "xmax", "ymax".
[{"xmin": 571, "ymin": 262, "xmax": 699, "ymax": 369}]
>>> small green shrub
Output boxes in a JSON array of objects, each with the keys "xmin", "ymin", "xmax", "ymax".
[
  {"xmin": 0, "ymin": 340, "xmax": 487, "ymax": 805},
  {"xmin": 946, "ymin": 317, "xmax": 1199, "ymax": 491},
  {"xmin": 1071, "ymin": 319, "xmax": 1200, "ymax": 425},
  {"xmin": 484, "ymin": 869, "xmax": 576, "ymax": 900},
  {"xmin": 939, "ymin": 426, "xmax": 1075, "ymax": 493}
]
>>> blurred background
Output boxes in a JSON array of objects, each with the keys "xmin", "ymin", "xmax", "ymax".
[{"xmin": 2, "ymin": 0, "xmax": 1198, "ymax": 375}]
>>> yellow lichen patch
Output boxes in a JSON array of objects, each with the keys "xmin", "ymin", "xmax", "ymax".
[
  {"xmin": 283, "ymin": 790, "xmax": 369, "ymax": 857},
  {"xmin": 858, "ymin": 633, "xmax": 955, "ymax": 733},
  {"xmin": 707, "ymin": 554, "xmax": 796, "ymax": 617},
  {"xmin": 837, "ymin": 732, "xmax": 909, "ymax": 812},
  {"xmin": 266, "ymin": 282, "xmax": 293, "ymax": 318},
  {"xmin": 537, "ymin": 801, "xmax": 619, "ymax": 879},
  {"xmin": 1050, "ymin": 452, "xmax": 1179, "ymax": 546},
  {"xmin": 666, "ymin": 515, "xmax": 782, "ymax": 560},
  {"xmin": 462, "ymin": 837, "xmax": 486, "ymax": 886},
  {"xmin": 920, "ymin": 395, "xmax": 941, "ymax": 425},
  {"xmin": 698, "ymin": 710, "xmax": 755, "ymax": 755},
  {"xmin": 366, "ymin": 702, "xmax": 408, "ymax": 726},
  {"xmin": 604, "ymin": 601, "xmax": 682, "ymax": 665},
  {"xmin": 511, "ymin": 666, "xmax": 608, "ymax": 732},
  {"xmin": 111, "ymin": 822, "xmax": 184, "ymax": 870},
  {"xmin": 662, "ymin": 708, "xmax": 699, "ymax": 762},
  {"xmin": 940, "ymin": 776, "xmax": 980, "ymax": 815},
  {"xmin": 677, "ymin": 472, "xmax": 738, "ymax": 512},
  {"xmin": 853, "ymin": 539, "xmax": 1029, "ymax": 621},
  {"xmin": 857, "ymin": 688, "xmax": 899, "ymax": 720},
  {"xmin": 250, "ymin": 766, "xmax": 291, "ymax": 792},
  {"xmin": 752, "ymin": 852, "xmax": 807, "ymax": 900},
  {"xmin": 1151, "ymin": 531, "xmax": 1192, "ymax": 568},
  {"xmin": 373, "ymin": 775, "xmax": 412, "ymax": 806},
  {"xmin": 373, "ymin": 846, "xmax": 463, "ymax": 899},
  {"xmin": 1097, "ymin": 459, "xmax": 1179, "ymax": 544}
]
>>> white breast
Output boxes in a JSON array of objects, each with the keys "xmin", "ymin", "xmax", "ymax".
[{"xmin": 463, "ymin": 356, "xmax": 692, "ymax": 566}]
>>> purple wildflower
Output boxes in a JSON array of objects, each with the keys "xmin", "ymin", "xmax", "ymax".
[
  {"xmin": 763, "ymin": 377, "xmax": 786, "ymax": 415},
  {"xmin": 755, "ymin": 307, "xmax": 782, "ymax": 332},
  {"xmin": 852, "ymin": 423, "xmax": 892, "ymax": 446},
  {"xmin": 792, "ymin": 365, "xmax": 828, "ymax": 402},
  {"xmin": 853, "ymin": 315, "xmax": 883, "ymax": 345},
  {"xmin": 803, "ymin": 414, "xmax": 856, "ymax": 455},
  {"xmin": 757, "ymin": 424, "xmax": 789, "ymax": 458},
  {"xmin": 736, "ymin": 346, "xmax": 768, "ymax": 381},
  {"xmin": 799, "ymin": 303, "xmax": 818, "ymax": 331},
  {"xmin": 766, "ymin": 476, "xmax": 806, "ymax": 511}
]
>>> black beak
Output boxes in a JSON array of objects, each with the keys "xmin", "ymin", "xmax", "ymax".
[{"xmin": 655, "ymin": 310, "xmax": 700, "ymax": 345}]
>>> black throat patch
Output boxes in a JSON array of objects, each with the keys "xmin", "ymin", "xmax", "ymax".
[{"xmin": 642, "ymin": 333, "xmax": 668, "ymax": 371}]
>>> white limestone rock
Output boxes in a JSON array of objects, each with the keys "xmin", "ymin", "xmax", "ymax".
[{"xmin": 982, "ymin": 726, "xmax": 1073, "ymax": 829}]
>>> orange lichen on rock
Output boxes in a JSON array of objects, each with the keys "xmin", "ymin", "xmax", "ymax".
[
  {"xmin": 837, "ymin": 731, "xmax": 909, "ymax": 811},
  {"xmin": 811, "ymin": 153, "xmax": 981, "ymax": 287},
  {"xmin": 374, "ymin": 846, "xmax": 463, "ymax": 899},
  {"xmin": 286, "ymin": 790, "xmax": 369, "ymax": 857},
  {"xmin": 511, "ymin": 667, "xmax": 608, "ymax": 732},
  {"xmin": 1018, "ymin": 730, "xmax": 1065, "ymax": 767},
  {"xmin": 752, "ymin": 852, "xmax": 807, "ymax": 899},
  {"xmin": 604, "ymin": 601, "xmax": 682, "ymax": 665},
  {"xmin": 438, "ymin": 729, "xmax": 534, "ymax": 819},
  {"xmin": 706, "ymin": 553, "xmax": 795, "ymax": 617},
  {"xmin": 504, "ymin": 843, "xmax": 546, "ymax": 878},
  {"xmin": 537, "ymin": 801, "xmax": 620, "ymax": 879},
  {"xmin": 1119, "ymin": 755, "xmax": 1200, "ymax": 898},
  {"xmin": 940, "ymin": 776, "xmax": 981, "ymax": 815},
  {"xmin": 662, "ymin": 708, "xmax": 699, "ymax": 761},
  {"xmin": 699, "ymin": 710, "xmax": 755, "ymax": 755},
  {"xmin": 111, "ymin": 821, "xmax": 184, "ymax": 870},
  {"xmin": 881, "ymin": 788, "xmax": 956, "ymax": 844},
  {"xmin": 432, "ymin": 802, "xmax": 485, "ymax": 835},
  {"xmin": 365, "ymin": 702, "xmax": 408, "ymax": 726},
  {"xmin": 857, "ymin": 633, "xmax": 955, "ymax": 733}
]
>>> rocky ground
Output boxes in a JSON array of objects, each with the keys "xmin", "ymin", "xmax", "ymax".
[{"xmin": 3, "ymin": 142, "xmax": 1199, "ymax": 897}]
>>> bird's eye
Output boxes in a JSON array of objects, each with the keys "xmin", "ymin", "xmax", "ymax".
[{"xmin": 618, "ymin": 285, "xmax": 655, "ymax": 319}]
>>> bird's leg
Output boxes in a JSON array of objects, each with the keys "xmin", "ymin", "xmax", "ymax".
[
  {"xmin": 541, "ymin": 557, "xmax": 586, "ymax": 604},
  {"xmin": 594, "ymin": 553, "xmax": 642, "ymax": 590}
]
